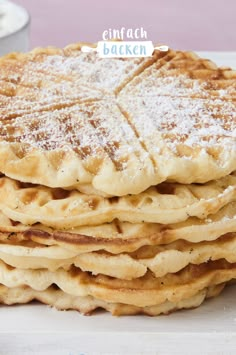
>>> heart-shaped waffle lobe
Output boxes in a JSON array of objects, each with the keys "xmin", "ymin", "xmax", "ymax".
[{"xmin": 0, "ymin": 43, "xmax": 235, "ymax": 316}]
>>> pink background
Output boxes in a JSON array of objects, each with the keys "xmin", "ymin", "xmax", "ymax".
[{"xmin": 15, "ymin": 0, "xmax": 235, "ymax": 51}]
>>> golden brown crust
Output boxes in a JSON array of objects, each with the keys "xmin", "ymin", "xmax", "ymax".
[
  {"xmin": 0, "ymin": 258, "xmax": 234, "ymax": 307},
  {"xmin": 0, "ymin": 201, "xmax": 236, "ymax": 255},
  {"xmin": 1, "ymin": 232, "xmax": 236, "ymax": 280},
  {"xmin": 0, "ymin": 283, "xmax": 225, "ymax": 316},
  {"xmin": 0, "ymin": 175, "xmax": 235, "ymax": 228}
]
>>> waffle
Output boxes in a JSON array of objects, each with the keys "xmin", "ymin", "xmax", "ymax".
[
  {"xmin": 0, "ymin": 283, "xmax": 225, "ymax": 316},
  {"xmin": 0, "ymin": 174, "xmax": 235, "ymax": 228},
  {"xmin": 120, "ymin": 51, "xmax": 236, "ymax": 100},
  {"xmin": 0, "ymin": 44, "xmax": 235, "ymax": 195},
  {"xmin": 1, "ymin": 233, "xmax": 236, "ymax": 280},
  {"xmin": 0, "ymin": 43, "xmax": 159, "ymax": 92},
  {"xmin": 1, "ymin": 202, "xmax": 236, "ymax": 254},
  {"xmin": 0, "ymin": 43, "xmax": 236, "ymax": 317},
  {"xmin": 0, "ymin": 259, "xmax": 235, "ymax": 307}
]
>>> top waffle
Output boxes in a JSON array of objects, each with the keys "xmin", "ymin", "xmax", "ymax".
[{"xmin": 0, "ymin": 43, "xmax": 235, "ymax": 196}]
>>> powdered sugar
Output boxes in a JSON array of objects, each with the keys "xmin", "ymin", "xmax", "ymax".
[
  {"xmin": 118, "ymin": 95, "xmax": 236, "ymax": 153},
  {"xmin": 0, "ymin": 48, "xmax": 235, "ymax": 167},
  {"xmin": 1, "ymin": 100, "xmax": 153, "ymax": 172},
  {"xmin": 121, "ymin": 71, "xmax": 236, "ymax": 101},
  {"xmin": 29, "ymin": 51, "xmax": 149, "ymax": 91}
]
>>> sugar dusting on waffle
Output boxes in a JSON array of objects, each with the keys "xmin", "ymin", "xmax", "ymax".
[
  {"xmin": 1, "ymin": 94, "xmax": 235, "ymax": 158},
  {"xmin": 118, "ymin": 95, "xmax": 236, "ymax": 152},
  {"xmin": 0, "ymin": 51, "xmax": 235, "ymax": 154},
  {"xmin": 0, "ymin": 45, "xmax": 235, "ymax": 195},
  {"xmin": 29, "ymin": 51, "xmax": 152, "ymax": 90}
]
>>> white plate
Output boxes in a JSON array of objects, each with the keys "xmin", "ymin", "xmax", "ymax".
[
  {"xmin": 1, "ymin": 284, "xmax": 236, "ymax": 354},
  {"xmin": 0, "ymin": 52, "xmax": 236, "ymax": 355}
]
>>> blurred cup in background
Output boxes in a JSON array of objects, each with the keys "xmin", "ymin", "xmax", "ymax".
[{"xmin": 0, "ymin": 0, "xmax": 30, "ymax": 56}]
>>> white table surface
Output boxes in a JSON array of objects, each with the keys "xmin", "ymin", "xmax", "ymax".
[{"xmin": 0, "ymin": 52, "xmax": 236, "ymax": 355}]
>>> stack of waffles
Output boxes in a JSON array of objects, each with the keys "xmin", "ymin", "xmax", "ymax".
[{"xmin": 0, "ymin": 43, "xmax": 235, "ymax": 316}]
